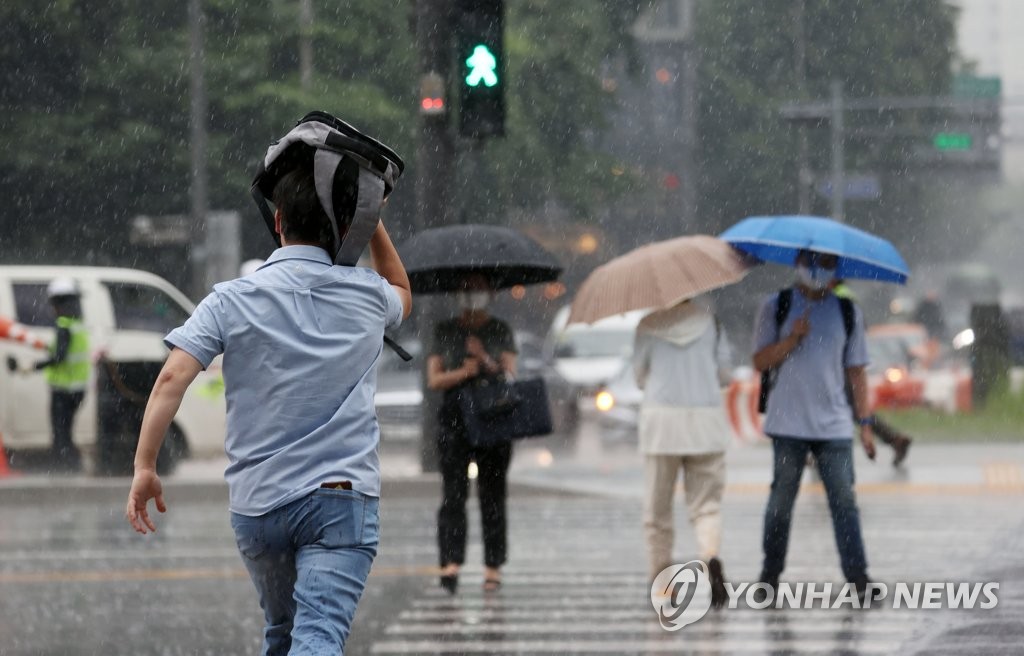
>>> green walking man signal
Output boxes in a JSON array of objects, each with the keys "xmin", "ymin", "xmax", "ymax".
[{"xmin": 465, "ymin": 45, "xmax": 499, "ymax": 88}]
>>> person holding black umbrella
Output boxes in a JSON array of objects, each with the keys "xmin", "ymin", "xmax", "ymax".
[{"xmin": 426, "ymin": 272, "xmax": 518, "ymax": 594}]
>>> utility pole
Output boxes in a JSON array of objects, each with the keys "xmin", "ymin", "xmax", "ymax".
[
  {"xmin": 415, "ymin": 0, "xmax": 455, "ymax": 472},
  {"xmin": 830, "ymin": 80, "xmax": 845, "ymax": 222},
  {"xmin": 188, "ymin": 0, "xmax": 209, "ymax": 299},
  {"xmin": 677, "ymin": 0, "xmax": 698, "ymax": 227},
  {"xmin": 299, "ymin": 0, "xmax": 313, "ymax": 92},
  {"xmin": 793, "ymin": 0, "xmax": 811, "ymax": 213},
  {"xmin": 416, "ymin": 0, "xmax": 455, "ymax": 233}
]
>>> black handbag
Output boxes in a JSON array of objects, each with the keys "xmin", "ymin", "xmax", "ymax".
[
  {"xmin": 458, "ymin": 377, "xmax": 554, "ymax": 447},
  {"xmin": 460, "ymin": 375, "xmax": 522, "ymax": 420}
]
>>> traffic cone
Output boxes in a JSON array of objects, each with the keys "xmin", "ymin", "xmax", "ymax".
[
  {"xmin": 0, "ymin": 431, "xmax": 19, "ymax": 478},
  {"xmin": 0, "ymin": 315, "xmax": 48, "ymax": 350}
]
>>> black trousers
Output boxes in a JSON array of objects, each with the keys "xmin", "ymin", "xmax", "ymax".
[
  {"xmin": 50, "ymin": 389, "xmax": 84, "ymax": 466},
  {"xmin": 437, "ymin": 404, "xmax": 513, "ymax": 569}
]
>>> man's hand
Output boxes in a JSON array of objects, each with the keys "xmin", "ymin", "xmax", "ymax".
[
  {"xmin": 860, "ymin": 425, "xmax": 876, "ymax": 461},
  {"xmin": 790, "ymin": 309, "xmax": 811, "ymax": 343},
  {"xmin": 126, "ymin": 469, "xmax": 166, "ymax": 534}
]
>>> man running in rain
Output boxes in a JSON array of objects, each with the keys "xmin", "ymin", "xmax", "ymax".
[{"xmin": 125, "ymin": 115, "xmax": 411, "ymax": 653}]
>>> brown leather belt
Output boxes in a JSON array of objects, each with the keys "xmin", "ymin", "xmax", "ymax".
[{"xmin": 320, "ymin": 481, "xmax": 352, "ymax": 490}]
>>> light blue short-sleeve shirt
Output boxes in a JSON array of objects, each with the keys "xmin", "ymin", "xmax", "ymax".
[
  {"xmin": 753, "ymin": 290, "xmax": 869, "ymax": 440},
  {"xmin": 165, "ymin": 245, "xmax": 403, "ymax": 516}
]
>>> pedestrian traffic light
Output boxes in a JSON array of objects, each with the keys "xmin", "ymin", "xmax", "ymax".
[{"xmin": 455, "ymin": 0, "xmax": 505, "ymax": 138}]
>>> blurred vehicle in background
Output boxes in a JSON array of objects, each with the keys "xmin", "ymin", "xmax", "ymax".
[
  {"xmin": 867, "ymin": 323, "xmax": 930, "ymax": 409},
  {"xmin": 866, "ymin": 322, "xmax": 973, "ymax": 413},
  {"xmin": 514, "ymin": 330, "xmax": 578, "ymax": 434},
  {"xmin": 374, "ymin": 338, "xmax": 424, "ymax": 443},
  {"xmin": 545, "ymin": 305, "xmax": 645, "ymax": 400},
  {"xmin": 0, "ymin": 266, "xmax": 227, "ymax": 474},
  {"xmin": 589, "ymin": 361, "xmax": 643, "ymax": 440},
  {"xmin": 945, "ymin": 264, "xmax": 1001, "ymax": 344}
]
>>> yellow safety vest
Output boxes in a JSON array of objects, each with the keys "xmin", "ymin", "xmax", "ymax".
[{"xmin": 45, "ymin": 316, "xmax": 90, "ymax": 391}]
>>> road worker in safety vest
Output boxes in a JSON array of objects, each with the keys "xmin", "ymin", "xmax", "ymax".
[{"xmin": 32, "ymin": 278, "xmax": 91, "ymax": 472}]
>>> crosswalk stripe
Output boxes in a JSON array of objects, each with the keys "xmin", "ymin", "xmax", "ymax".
[
  {"xmin": 370, "ymin": 638, "xmax": 903, "ymax": 653},
  {"xmin": 385, "ymin": 620, "xmax": 915, "ymax": 635},
  {"xmin": 397, "ymin": 608, "xmax": 921, "ymax": 623}
]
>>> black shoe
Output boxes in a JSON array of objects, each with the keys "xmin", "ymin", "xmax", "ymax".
[
  {"xmin": 708, "ymin": 557, "xmax": 728, "ymax": 609},
  {"xmin": 439, "ymin": 574, "xmax": 458, "ymax": 595},
  {"xmin": 892, "ymin": 436, "xmax": 912, "ymax": 467},
  {"xmin": 751, "ymin": 574, "xmax": 778, "ymax": 606},
  {"xmin": 852, "ymin": 577, "xmax": 872, "ymax": 606}
]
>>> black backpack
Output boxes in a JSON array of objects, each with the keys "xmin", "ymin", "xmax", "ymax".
[{"xmin": 757, "ymin": 288, "xmax": 855, "ymax": 413}]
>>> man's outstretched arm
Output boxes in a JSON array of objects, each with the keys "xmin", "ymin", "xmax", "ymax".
[{"xmin": 126, "ymin": 348, "xmax": 203, "ymax": 534}]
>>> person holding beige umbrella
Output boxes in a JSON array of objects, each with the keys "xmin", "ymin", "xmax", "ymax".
[{"xmin": 570, "ymin": 235, "xmax": 750, "ymax": 609}]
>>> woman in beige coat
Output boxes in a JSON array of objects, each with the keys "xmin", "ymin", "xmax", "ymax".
[{"xmin": 633, "ymin": 298, "xmax": 732, "ymax": 607}]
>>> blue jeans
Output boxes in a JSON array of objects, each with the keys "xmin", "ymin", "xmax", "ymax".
[
  {"xmin": 761, "ymin": 436, "xmax": 868, "ymax": 582},
  {"xmin": 230, "ymin": 489, "xmax": 379, "ymax": 655}
]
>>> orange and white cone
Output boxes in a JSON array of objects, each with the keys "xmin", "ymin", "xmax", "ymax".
[
  {"xmin": 0, "ymin": 316, "xmax": 48, "ymax": 350},
  {"xmin": 0, "ymin": 431, "xmax": 19, "ymax": 478}
]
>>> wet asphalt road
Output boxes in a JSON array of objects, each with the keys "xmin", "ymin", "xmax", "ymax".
[{"xmin": 2, "ymin": 425, "xmax": 1024, "ymax": 655}]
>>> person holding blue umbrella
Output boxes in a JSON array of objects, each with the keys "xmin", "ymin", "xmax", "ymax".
[{"xmin": 722, "ymin": 215, "xmax": 911, "ymax": 602}]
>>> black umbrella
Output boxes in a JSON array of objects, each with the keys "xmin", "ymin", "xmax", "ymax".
[{"xmin": 399, "ymin": 224, "xmax": 562, "ymax": 293}]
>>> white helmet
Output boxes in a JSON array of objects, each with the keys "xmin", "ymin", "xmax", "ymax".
[{"xmin": 47, "ymin": 277, "xmax": 80, "ymax": 298}]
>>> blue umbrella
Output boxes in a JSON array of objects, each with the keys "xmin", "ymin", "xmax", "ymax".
[{"xmin": 720, "ymin": 215, "xmax": 910, "ymax": 284}]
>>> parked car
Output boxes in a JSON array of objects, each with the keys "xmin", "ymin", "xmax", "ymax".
[{"xmin": 0, "ymin": 266, "xmax": 227, "ymax": 473}]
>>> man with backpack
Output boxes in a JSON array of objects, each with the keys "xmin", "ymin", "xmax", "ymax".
[{"xmin": 752, "ymin": 249, "xmax": 875, "ymax": 600}]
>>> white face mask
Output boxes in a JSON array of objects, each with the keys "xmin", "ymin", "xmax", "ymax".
[
  {"xmin": 796, "ymin": 265, "xmax": 835, "ymax": 291},
  {"xmin": 457, "ymin": 290, "xmax": 491, "ymax": 311}
]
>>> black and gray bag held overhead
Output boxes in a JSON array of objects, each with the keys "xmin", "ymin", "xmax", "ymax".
[{"xmin": 250, "ymin": 111, "xmax": 410, "ymax": 359}]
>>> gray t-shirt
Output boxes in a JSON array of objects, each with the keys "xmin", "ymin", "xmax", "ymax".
[{"xmin": 753, "ymin": 290, "xmax": 869, "ymax": 440}]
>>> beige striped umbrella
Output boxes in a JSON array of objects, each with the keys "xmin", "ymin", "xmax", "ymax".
[{"xmin": 568, "ymin": 235, "xmax": 751, "ymax": 324}]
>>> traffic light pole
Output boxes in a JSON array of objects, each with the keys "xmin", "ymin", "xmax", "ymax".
[{"xmin": 415, "ymin": 0, "xmax": 456, "ymax": 473}]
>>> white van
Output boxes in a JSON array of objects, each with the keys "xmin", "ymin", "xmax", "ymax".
[
  {"xmin": 545, "ymin": 305, "xmax": 647, "ymax": 393},
  {"xmin": 0, "ymin": 266, "xmax": 226, "ymax": 473}
]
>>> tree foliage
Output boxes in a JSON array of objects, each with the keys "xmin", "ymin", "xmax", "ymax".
[
  {"xmin": 0, "ymin": 0, "xmax": 641, "ymax": 267},
  {"xmin": 695, "ymin": 0, "xmax": 960, "ymax": 256}
]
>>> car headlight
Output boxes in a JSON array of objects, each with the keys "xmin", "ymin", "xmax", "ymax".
[
  {"xmin": 952, "ymin": 328, "xmax": 975, "ymax": 350},
  {"xmin": 884, "ymin": 367, "xmax": 905, "ymax": 384},
  {"xmin": 595, "ymin": 390, "xmax": 615, "ymax": 412}
]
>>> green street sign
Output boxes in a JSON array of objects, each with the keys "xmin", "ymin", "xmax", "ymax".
[
  {"xmin": 952, "ymin": 75, "xmax": 1001, "ymax": 99},
  {"xmin": 465, "ymin": 44, "xmax": 499, "ymax": 88},
  {"xmin": 933, "ymin": 132, "xmax": 973, "ymax": 151}
]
